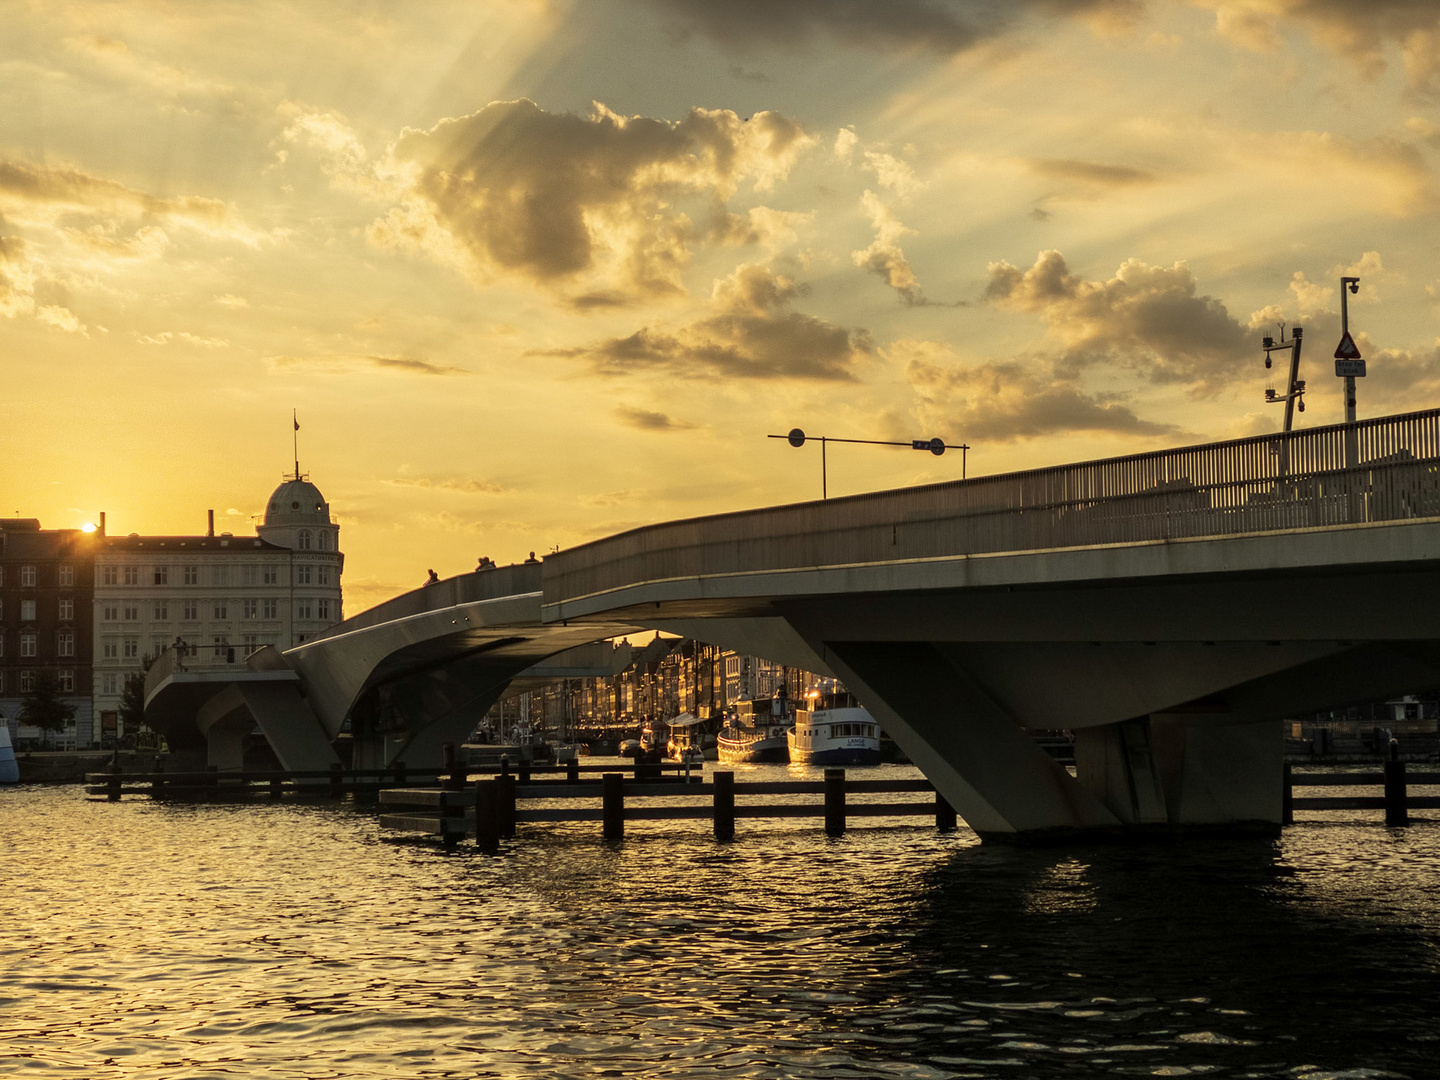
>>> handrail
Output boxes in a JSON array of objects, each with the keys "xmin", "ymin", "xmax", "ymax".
[{"xmin": 544, "ymin": 410, "xmax": 1440, "ymax": 604}]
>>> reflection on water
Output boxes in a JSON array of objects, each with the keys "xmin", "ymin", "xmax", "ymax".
[{"xmin": 2, "ymin": 768, "xmax": 1438, "ymax": 1079}]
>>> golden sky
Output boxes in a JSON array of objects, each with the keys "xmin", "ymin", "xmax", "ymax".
[{"xmin": 3, "ymin": 0, "xmax": 1439, "ymax": 608}]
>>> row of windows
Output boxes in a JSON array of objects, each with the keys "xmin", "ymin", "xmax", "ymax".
[
  {"xmin": 99, "ymin": 564, "xmax": 334, "ymax": 587},
  {"xmin": 99, "ymin": 597, "xmax": 333, "ymax": 622},
  {"xmin": 0, "ymin": 599, "xmax": 80, "ymax": 622},
  {"xmin": 0, "ymin": 631, "xmax": 77, "ymax": 658},
  {"xmin": 0, "ymin": 565, "xmax": 76, "ymax": 588},
  {"xmin": 0, "ymin": 670, "xmax": 77, "ymax": 694}
]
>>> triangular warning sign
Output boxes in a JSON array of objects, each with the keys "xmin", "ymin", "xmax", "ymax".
[{"xmin": 1334, "ymin": 331, "xmax": 1362, "ymax": 360}]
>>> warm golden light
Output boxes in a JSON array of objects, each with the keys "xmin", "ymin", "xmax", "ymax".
[{"xmin": 81, "ymin": 523, "xmax": 97, "ymax": 534}]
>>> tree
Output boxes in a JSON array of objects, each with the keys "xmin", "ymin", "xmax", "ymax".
[
  {"xmin": 19, "ymin": 671, "xmax": 75, "ymax": 736},
  {"xmin": 119, "ymin": 654, "xmax": 157, "ymax": 733}
]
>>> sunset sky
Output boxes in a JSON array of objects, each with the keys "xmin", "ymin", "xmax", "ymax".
[{"xmin": 4, "ymin": 0, "xmax": 1439, "ymax": 609}]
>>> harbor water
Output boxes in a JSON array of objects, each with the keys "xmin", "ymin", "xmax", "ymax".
[{"xmin": 3, "ymin": 763, "xmax": 1439, "ymax": 1079}]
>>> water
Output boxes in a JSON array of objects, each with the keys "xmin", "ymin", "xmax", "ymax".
[{"xmin": 3, "ymin": 764, "xmax": 1439, "ymax": 1079}]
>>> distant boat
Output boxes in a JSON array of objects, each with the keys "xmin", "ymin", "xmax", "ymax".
[
  {"xmin": 717, "ymin": 694, "xmax": 791, "ymax": 764},
  {"xmin": 665, "ymin": 713, "xmax": 706, "ymax": 764},
  {"xmin": 788, "ymin": 690, "xmax": 881, "ymax": 767},
  {"xmin": 0, "ymin": 724, "xmax": 18, "ymax": 784}
]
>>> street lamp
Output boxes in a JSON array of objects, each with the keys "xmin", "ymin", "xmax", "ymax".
[{"xmin": 769, "ymin": 428, "xmax": 970, "ymax": 499}]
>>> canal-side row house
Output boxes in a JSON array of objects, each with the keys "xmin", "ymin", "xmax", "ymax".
[
  {"xmin": 0, "ymin": 519, "xmax": 97, "ymax": 746},
  {"xmin": 91, "ymin": 473, "xmax": 344, "ymax": 742}
]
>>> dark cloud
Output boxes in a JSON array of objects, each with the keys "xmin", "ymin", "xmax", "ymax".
[
  {"xmin": 906, "ymin": 353, "xmax": 1179, "ymax": 442},
  {"xmin": 374, "ymin": 100, "xmax": 811, "ymax": 301},
  {"xmin": 1028, "ymin": 158, "xmax": 1159, "ymax": 188},
  {"xmin": 544, "ymin": 263, "xmax": 870, "ymax": 381},
  {"xmin": 985, "ymin": 250, "xmax": 1250, "ymax": 392},
  {"xmin": 0, "ymin": 159, "xmax": 247, "ymax": 236},
  {"xmin": 615, "ymin": 406, "xmax": 697, "ymax": 431},
  {"xmin": 640, "ymin": 0, "xmax": 1141, "ymax": 53}
]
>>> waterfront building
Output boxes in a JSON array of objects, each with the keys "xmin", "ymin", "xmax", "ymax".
[
  {"xmin": 0, "ymin": 519, "xmax": 97, "ymax": 747},
  {"xmin": 91, "ymin": 472, "xmax": 343, "ymax": 744}
]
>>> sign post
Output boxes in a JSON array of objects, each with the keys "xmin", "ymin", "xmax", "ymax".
[{"xmin": 1337, "ymin": 276, "xmax": 1363, "ymax": 471}]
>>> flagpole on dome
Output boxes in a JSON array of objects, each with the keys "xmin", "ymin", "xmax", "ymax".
[{"xmin": 293, "ymin": 409, "xmax": 301, "ymax": 481}]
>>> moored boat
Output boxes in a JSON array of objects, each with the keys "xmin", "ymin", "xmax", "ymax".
[
  {"xmin": 788, "ymin": 690, "xmax": 881, "ymax": 766},
  {"xmin": 665, "ymin": 713, "xmax": 706, "ymax": 764},
  {"xmin": 717, "ymin": 694, "xmax": 791, "ymax": 764},
  {"xmin": 0, "ymin": 724, "xmax": 17, "ymax": 784}
]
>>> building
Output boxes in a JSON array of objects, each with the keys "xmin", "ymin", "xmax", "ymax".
[
  {"xmin": 0, "ymin": 519, "xmax": 97, "ymax": 747},
  {"xmin": 91, "ymin": 472, "xmax": 343, "ymax": 744}
]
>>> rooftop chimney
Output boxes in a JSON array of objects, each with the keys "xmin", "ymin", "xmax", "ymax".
[
  {"xmin": 99, "ymin": 511, "xmax": 106, "ymax": 537},
  {"xmin": 207, "ymin": 509, "xmax": 215, "ymax": 537}
]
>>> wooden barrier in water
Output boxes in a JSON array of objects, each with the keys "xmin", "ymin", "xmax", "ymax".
[
  {"xmin": 1284, "ymin": 758, "xmax": 1440, "ymax": 825},
  {"xmin": 379, "ymin": 767, "xmax": 958, "ymax": 848}
]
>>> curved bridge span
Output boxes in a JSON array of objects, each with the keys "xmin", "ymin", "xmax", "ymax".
[{"xmin": 149, "ymin": 409, "xmax": 1440, "ymax": 840}]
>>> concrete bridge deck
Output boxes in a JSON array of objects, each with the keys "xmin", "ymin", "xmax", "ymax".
[{"xmin": 148, "ymin": 408, "xmax": 1440, "ymax": 840}]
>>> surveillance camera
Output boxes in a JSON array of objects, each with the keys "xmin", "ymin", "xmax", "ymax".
[{"xmin": 1348, "ymin": 282, "xmax": 1359, "ymax": 294}]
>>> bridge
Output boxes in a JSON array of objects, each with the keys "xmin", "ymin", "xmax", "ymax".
[{"xmin": 147, "ymin": 408, "xmax": 1440, "ymax": 840}]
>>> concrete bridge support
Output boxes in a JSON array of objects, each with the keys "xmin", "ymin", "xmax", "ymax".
[{"xmin": 195, "ymin": 679, "xmax": 339, "ymax": 772}]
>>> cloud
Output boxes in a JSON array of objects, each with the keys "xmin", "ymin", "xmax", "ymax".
[
  {"xmin": 639, "ymin": 0, "xmax": 1142, "ymax": 54},
  {"xmin": 136, "ymin": 330, "xmax": 228, "ymax": 347},
  {"xmin": 214, "ymin": 293, "xmax": 249, "ymax": 308},
  {"xmin": 863, "ymin": 151, "xmax": 921, "ymax": 198},
  {"xmin": 0, "ymin": 222, "xmax": 36, "ymax": 318},
  {"xmin": 387, "ymin": 476, "xmax": 508, "ymax": 494},
  {"xmin": 1027, "ymin": 158, "xmax": 1159, "ymax": 190},
  {"xmin": 852, "ymin": 190, "xmax": 931, "ymax": 306},
  {"xmin": 547, "ymin": 262, "xmax": 871, "ymax": 380},
  {"xmin": 36, "ymin": 305, "xmax": 87, "ymax": 336},
  {"xmin": 615, "ymin": 406, "xmax": 698, "ymax": 431},
  {"xmin": 899, "ymin": 339, "xmax": 1179, "ymax": 442},
  {"xmin": 984, "ymin": 250, "xmax": 1250, "ymax": 391},
  {"xmin": 1197, "ymin": 1, "xmax": 1440, "ymax": 92},
  {"xmin": 368, "ymin": 99, "xmax": 814, "ymax": 302},
  {"xmin": 267, "ymin": 353, "xmax": 470, "ymax": 376}
]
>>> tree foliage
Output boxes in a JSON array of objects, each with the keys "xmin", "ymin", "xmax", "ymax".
[
  {"xmin": 19, "ymin": 671, "xmax": 75, "ymax": 732},
  {"xmin": 119, "ymin": 654, "xmax": 157, "ymax": 733}
]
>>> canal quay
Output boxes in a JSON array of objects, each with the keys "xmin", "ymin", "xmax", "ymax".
[{"xmin": 5, "ymin": 768, "xmax": 1440, "ymax": 1080}]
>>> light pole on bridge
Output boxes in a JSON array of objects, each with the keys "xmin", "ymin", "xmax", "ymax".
[{"xmin": 770, "ymin": 428, "xmax": 970, "ymax": 500}]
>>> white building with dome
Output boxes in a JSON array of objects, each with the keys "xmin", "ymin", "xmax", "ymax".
[{"xmin": 89, "ymin": 471, "xmax": 344, "ymax": 746}]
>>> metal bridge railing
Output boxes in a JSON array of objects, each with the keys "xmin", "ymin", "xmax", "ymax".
[{"xmin": 544, "ymin": 409, "xmax": 1440, "ymax": 605}]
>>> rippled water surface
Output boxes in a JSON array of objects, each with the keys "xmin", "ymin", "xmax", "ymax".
[{"xmin": 4, "ymin": 768, "xmax": 1440, "ymax": 1079}]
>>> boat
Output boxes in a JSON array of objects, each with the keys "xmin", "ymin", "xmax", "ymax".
[
  {"xmin": 717, "ymin": 693, "xmax": 791, "ymax": 764},
  {"xmin": 618, "ymin": 738, "xmax": 643, "ymax": 758},
  {"xmin": 788, "ymin": 690, "xmax": 881, "ymax": 766},
  {"xmin": 0, "ymin": 724, "xmax": 17, "ymax": 784},
  {"xmin": 665, "ymin": 713, "xmax": 706, "ymax": 764}
]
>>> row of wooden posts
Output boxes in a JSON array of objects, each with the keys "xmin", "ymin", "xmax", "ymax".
[
  {"xmin": 379, "ymin": 763, "xmax": 956, "ymax": 852},
  {"xmin": 1283, "ymin": 758, "xmax": 1440, "ymax": 826}
]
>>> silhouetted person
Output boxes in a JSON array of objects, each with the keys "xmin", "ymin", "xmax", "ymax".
[
  {"xmin": 525, "ymin": 551, "xmax": 539, "ymax": 563},
  {"xmin": 425, "ymin": 568, "xmax": 439, "ymax": 585}
]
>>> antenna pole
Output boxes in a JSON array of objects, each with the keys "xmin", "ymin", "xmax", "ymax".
[{"xmin": 293, "ymin": 409, "xmax": 299, "ymax": 479}]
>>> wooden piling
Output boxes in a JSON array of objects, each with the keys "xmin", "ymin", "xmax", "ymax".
[
  {"xmin": 393, "ymin": 759, "xmax": 407, "ymax": 786},
  {"xmin": 824, "ymin": 768, "xmax": 846, "ymax": 837},
  {"xmin": 713, "ymin": 770, "xmax": 735, "ymax": 841},
  {"xmin": 269, "ymin": 776, "xmax": 283, "ymax": 801},
  {"xmin": 498, "ymin": 773, "xmax": 517, "ymax": 838},
  {"xmin": 475, "ymin": 779, "xmax": 500, "ymax": 854},
  {"xmin": 935, "ymin": 790, "xmax": 957, "ymax": 832},
  {"xmin": 329, "ymin": 761, "xmax": 343, "ymax": 797},
  {"xmin": 519, "ymin": 760, "xmax": 531, "ymax": 785},
  {"xmin": 1282, "ymin": 762, "xmax": 1294, "ymax": 825},
  {"xmin": 1384, "ymin": 743, "xmax": 1408, "ymax": 826},
  {"xmin": 602, "ymin": 772, "xmax": 625, "ymax": 840},
  {"xmin": 566, "ymin": 759, "xmax": 580, "ymax": 783},
  {"xmin": 107, "ymin": 769, "xmax": 121, "ymax": 802}
]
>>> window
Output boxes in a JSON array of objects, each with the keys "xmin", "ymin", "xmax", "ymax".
[
  {"xmin": 262, "ymin": 566, "xmax": 278, "ymax": 585},
  {"xmin": 101, "ymin": 673, "xmax": 118, "ymax": 695},
  {"xmin": 0, "ymin": 634, "xmax": 4, "ymax": 657},
  {"xmin": 317, "ymin": 599, "xmax": 330, "ymax": 620},
  {"xmin": 102, "ymin": 639, "xmax": 118, "ymax": 660},
  {"xmin": 296, "ymin": 565, "xmax": 312, "ymax": 585},
  {"xmin": 152, "ymin": 637, "xmax": 167, "ymax": 657},
  {"xmin": 57, "ymin": 632, "xmax": 74, "ymax": 657},
  {"xmin": 261, "ymin": 598, "xmax": 277, "ymax": 620},
  {"xmin": 102, "ymin": 565, "xmax": 118, "ymax": 585},
  {"xmin": 58, "ymin": 598, "xmax": 73, "ymax": 620},
  {"xmin": 153, "ymin": 602, "xmax": 168, "ymax": 621},
  {"xmin": 123, "ymin": 565, "xmax": 139, "ymax": 585},
  {"xmin": 58, "ymin": 670, "xmax": 74, "ymax": 693},
  {"xmin": 20, "ymin": 632, "xmax": 37, "ymax": 658},
  {"xmin": 103, "ymin": 604, "xmax": 118, "ymax": 621},
  {"xmin": 212, "ymin": 601, "xmax": 228, "ymax": 620},
  {"xmin": 0, "ymin": 599, "xmax": 3, "ymax": 619},
  {"xmin": 297, "ymin": 530, "xmax": 312, "ymax": 550},
  {"xmin": 213, "ymin": 636, "xmax": 226, "ymax": 658},
  {"xmin": 20, "ymin": 565, "xmax": 36, "ymax": 587},
  {"xmin": 296, "ymin": 601, "xmax": 313, "ymax": 620},
  {"xmin": 59, "ymin": 565, "xmax": 74, "ymax": 586},
  {"xmin": 123, "ymin": 638, "xmax": 139, "ymax": 660},
  {"xmin": 183, "ymin": 566, "xmax": 198, "ymax": 586},
  {"xmin": 211, "ymin": 565, "xmax": 227, "ymax": 586},
  {"xmin": 123, "ymin": 605, "xmax": 139, "ymax": 621},
  {"xmin": 242, "ymin": 633, "xmax": 260, "ymax": 655},
  {"xmin": 243, "ymin": 599, "xmax": 258, "ymax": 620},
  {"xmin": 242, "ymin": 565, "xmax": 258, "ymax": 586},
  {"xmin": 20, "ymin": 599, "xmax": 36, "ymax": 622},
  {"xmin": 182, "ymin": 601, "xmax": 198, "ymax": 621},
  {"xmin": 318, "ymin": 532, "xmax": 331, "ymax": 551},
  {"xmin": 154, "ymin": 566, "xmax": 169, "ymax": 585},
  {"xmin": 19, "ymin": 670, "xmax": 35, "ymax": 693},
  {"xmin": 317, "ymin": 566, "xmax": 331, "ymax": 586}
]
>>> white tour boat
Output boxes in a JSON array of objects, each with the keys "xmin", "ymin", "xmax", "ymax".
[{"xmin": 787, "ymin": 690, "xmax": 881, "ymax": 767}]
